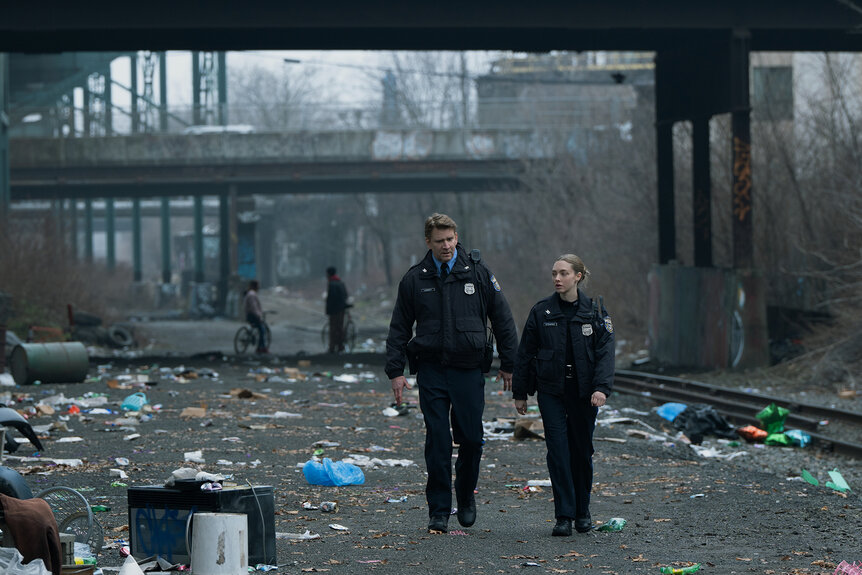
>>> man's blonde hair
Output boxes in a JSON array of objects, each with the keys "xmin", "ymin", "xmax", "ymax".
[{"xmin": 424, "ymin": 213, "xmax": 458, "ymax": 239}]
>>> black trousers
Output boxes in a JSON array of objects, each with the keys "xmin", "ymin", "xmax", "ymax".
[
  {"xmin": 328, "ymin": 312, "xmax": 345, "ymax": 353},
  {"xmin": 537, "ymin": 385, "xmax": 598, "ymax": 520},
  {"xmin": 246, "ymin": 313, "xmax": 267, "ymax": 351},
  {"xmin": 417, "ymin": 362, "xmax": 485, "ymax": 517}
]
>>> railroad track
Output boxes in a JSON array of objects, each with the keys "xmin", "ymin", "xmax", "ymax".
[{"xmin": 614, "ymin": 369, "xmax": 862, "ymax": 459}]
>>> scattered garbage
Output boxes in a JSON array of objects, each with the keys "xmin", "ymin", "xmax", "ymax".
[
  {"xmin": 834, "ymin": 560, "xmax": 862, "ymax": 574},
  {"xmin": 671, "ymin": 404, "xmax": 737, "ymax": 445},
  {"xmin": 656, "ymin": 402, "xmax": 688, "ymax": 422},
  {"xmin": 328, "ymin": 523, "xmax": 350, "ymax": 531},
  {"xmin": 737, "ymin": 425, "xmax": 768, "ymax": 443},
  {"xmin": 785, "ymin": 429, "xmax": 811, "ymax": 448},
  {"xmin": 121, "ymin": 392, "xmax": 149, "ymax": 411},
  {"xmin": 320, "ymin": 501, "xmax": 338, "ymax": 512},
  {"xmin": 276, "ymin": 530, "xmax": 320, "ymax": 540},
  {"xmin": 756, "ymin": 402, "xmax": 790, "ymax": 434},
  {"xmin": 303, "ymin": 457, "xmax": 365, "ymax": 486},
  {"xmin": 597, "ymin": 517, "xmax": 627, "ymax": 532},
  {"xmin": 799, "ymin": 468, "xmax": 852, "ymax": 493},
  {"xmin": 660, "ymin": 564, "xmax": 701, "ymax": 574}
]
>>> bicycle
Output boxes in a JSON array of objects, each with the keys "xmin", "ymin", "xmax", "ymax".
[
  {"xmin": 321, "ymin": 308, "xmax": 357, "ymax": 353},
  {"xmin": 234, "ymin": 311, "xmax": 273, "ymax": 355}
]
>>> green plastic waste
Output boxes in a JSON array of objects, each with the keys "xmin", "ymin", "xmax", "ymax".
[
  {"xmin": 659, "ymin": 564, "xmax": 700, "ymax": 574},
  {"xmin": 825, "ymin": 468, "xmax": 850, "ymax": 492},
  {"xmin": 801, "ymin": 469, "xmax": 819, "ymax": 486},
  {"xmin": 756, "ymin": 403, "xmax": 790, "ymax": 434},
  {"xmin": 597, "ymin": 517, "xmax": 626, "ymax": 532},
  {"xmin": 764, "ymin": 433, "xmax": 793, "ymax": 446}
]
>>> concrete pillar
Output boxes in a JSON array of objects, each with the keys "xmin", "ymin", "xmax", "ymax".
[
  {"xmin": 130, "ymin": 53, "xmax": 139, "ymax": 134},
  {"xmin": 192, "ymin": 51, "xmax": 201, "ymax": 125},
  {"xmin": 159, "ymin": 52, "xmax": 168, "ymax": 132},
  {"xmin": 132, "ymin": 198, "xmax": 142, "ymax": 282},
  {"xmin": 70, "ymin": 198, "xmax": 79, "ymax": 259},
  {"xmin": 160, "ymin": 197, "xmax": 171, "ymax": 284},
  {"xmin": 105, "ymin": 197, "xmax": 116, "ymax": 270},
  {"xmin": 692, "ymin": 116, "xmax": 713, "ymax": 267},
  {"xmin": 218, "ymin": 52, "xmax": 228, "ymax": 125},
  {"xmin": 0, "ymin": 53, "xmax": 9, "ymax": 225},
  {"xmin": 731, "ymin": 31, "xmax": 753, "ymax": 269},
  {"xmin": 656, "ymin": 120, "xmax": 675, "ymax": 264},
  {"xmin": 218, "ymin": 191, "xmax": 230, "ymax": 314},
  {"xmin": 84, "ymin": 199, "xmax": 94, "ymax": 262},
  {"xmin": 194, "ymin": 195, "xmax": 205, "ymax": 283},
  {"xmin": 104, "ymin": 65, "xmax": 113, "ymax": 136}
]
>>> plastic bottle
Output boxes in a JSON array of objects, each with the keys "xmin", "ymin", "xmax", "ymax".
[
  {"xmin": 659, "ymin": 564, "xmax": 701, "ymax": 574},
  {"xmin": 597, "ymin": 517, "xmax": 626, "ymax": 532}
]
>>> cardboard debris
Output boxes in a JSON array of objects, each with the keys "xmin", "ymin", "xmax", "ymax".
[
  {"xmin": 180, "ymin": 407, "xmax": 208, "ymax": 418},
  {"xmin": 230, "ymin": 388, "xmax": 269, "ymax": 399},
  {"xmin": 513, "ymin": 419, "xmax": 545, "ymax": 440}
]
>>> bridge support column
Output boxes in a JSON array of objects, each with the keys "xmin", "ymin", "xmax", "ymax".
[
  {"xmin": 84, "ymin": 199, "xmax": 94, "ymax": 262},
  {"xmin": 130, "ymin": 53, "xmax": 139, "ymax": 134},
  {"xmin": 160, "ymin": 197, "xmax": 171, "ymax": 284},
  {"xmin": 132, "ymin": 198, "xmax": 142, "ymax": 282},
  {"xmin": 105, "ymin": 197, "xmax": 116, "ymax": 271},
  {"xmin": 159, "ymin": 53, "xmax": 168, "ymax": 132},
  {"xmin": 194, "ymin": 195, "xmax": 204, "ymax": 283},
  {"xmin": 731, "ymin": 31, "xmax": 753, "ymax": 269},
  {"xmin": 656, "ymin": 120, "xmax": 675, "ymax": 264},
  {"xmin": 0, "ymin": 53, "xmax": 9, "ymax": 226},
  {"xmin": 217, "ymin": 52, "xmax": 227, "ymax": 125},
  {"xmin": 692, "ymin": 115, "xmax": 712, "ymax": 267},
  {"xmin": 218, "ymin": 191, "xmax": 231, "ymax": 315},
  {"xmin": 70, "ymin": 198, "xmax": 79, "ymax": 259}
]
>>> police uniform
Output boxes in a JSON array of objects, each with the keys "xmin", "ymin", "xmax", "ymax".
[
  {"xmin": 512, "ymin": 288, "xmax": 615, "ymax": 524},
  {"xmin": 386, "ymin": 244, "xmax": 518, "ymax": 520}
]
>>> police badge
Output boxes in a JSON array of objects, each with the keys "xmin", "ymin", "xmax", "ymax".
[
  {"xmin": 582, "ymin": 324, "xmax": 593, "ymax": 336},
  {"xmin": 604, "ymin": 317, "xmax": 614, "ymax": 333},
  {"xmin": 464, "ymin": 283, "xmax": 476, "ymax": 295}
]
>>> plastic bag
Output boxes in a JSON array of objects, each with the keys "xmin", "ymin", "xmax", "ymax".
[
  {"xmin": 0, "ymin": 547, "xmax": 51, "ymax": 575},
  {"xmin": 656, "ymin": 402, "xmax": 688, "ymax": 422},
  {"xmin": 764, "ymin": 432, "xmax": 793, "ymax": 446},
  {"xmin": 755, "ymin": 402, "xmax": 789, "ymax": 434},
  {"xmin": 784, "ymin": 429, "xmax": 811, "ymax": 448},
  {"xmin": 121, "ymin": 392, "xmax": 149, "ymax": 411},
  {"xmin": 737, "ymin": 424, "xmax": 768, "ymax": 442},
  {"xmin": 303, "ymin": 458, "xmax": 365, "ymax": 486}
]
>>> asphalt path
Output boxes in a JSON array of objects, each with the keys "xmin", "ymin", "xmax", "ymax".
[{"xmin": 3, "ymin": 354, "xmax": 861, "ymax": 574}]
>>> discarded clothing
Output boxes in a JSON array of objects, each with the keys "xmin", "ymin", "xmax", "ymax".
[{"xmin": 0, "ymin": 493, "xmax": 62, "ymax": 575}]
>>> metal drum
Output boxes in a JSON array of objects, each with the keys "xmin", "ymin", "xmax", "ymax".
[{"xmin": 9, "ymin": 342, "xmax": 89, "ymax": 385}]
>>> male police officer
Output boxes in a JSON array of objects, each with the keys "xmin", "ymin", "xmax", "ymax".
[{"xmin": 386, "ymin": 213, "xmax": 518, "ymax": 533}]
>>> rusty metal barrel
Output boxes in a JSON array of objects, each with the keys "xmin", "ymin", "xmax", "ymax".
[{"xmin": 9, "ymin": 342, "xmax": 89, "ymax": 385}]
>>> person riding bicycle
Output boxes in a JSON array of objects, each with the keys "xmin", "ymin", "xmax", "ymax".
[
  {"xmin": 325, "ymin": 266, "xmax": 350, "ymax": 354},
  {"xmin": 243, "ymin": 280, "xmax": 268, "ymax": 354}
]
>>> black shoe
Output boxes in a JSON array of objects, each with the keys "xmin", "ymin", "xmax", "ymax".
[
  {"xmin": 456, "ymin": 496, "xmax": 476, "ymax": 527},
  {"xmin": 552, "ymin": 518, "xmax": 572, "ymax": 536},
  {"xmin": 575, "ymin": 515, "xmax": 593, "ymax": 533},
  {"xmin": 428, "ymin": 515, "xmax": 449, "ymax": 533}
]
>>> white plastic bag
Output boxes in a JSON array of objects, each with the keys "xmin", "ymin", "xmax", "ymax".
[{"xmin": 0, "ymin": 547, "xmax": 51, "ymax": 575}]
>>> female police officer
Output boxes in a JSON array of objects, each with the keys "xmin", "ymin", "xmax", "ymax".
[{"xmin": 512, "ymin": 254, "xmax": 615, "ymax": 536}]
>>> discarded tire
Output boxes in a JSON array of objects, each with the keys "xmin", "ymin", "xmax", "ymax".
[{"xmin": 107, "ymin": 325, "xmax": 135, "ymax": 348}]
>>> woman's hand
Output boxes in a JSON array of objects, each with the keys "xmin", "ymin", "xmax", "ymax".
[{"xmin": 514, "ymin": 399, "xmax": 528, "ymax": 415}]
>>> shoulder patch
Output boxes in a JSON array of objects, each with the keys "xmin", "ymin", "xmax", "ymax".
[
  {"xmin": 604, "ymin": 316, "xmax": 614, "ymax": 334},
  {"xmin": 490, "ymin": 274, "xmax": 502, "ymax": 292}
]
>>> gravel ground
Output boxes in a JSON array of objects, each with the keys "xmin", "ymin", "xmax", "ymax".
[{"xmin": 1, "ymin": 353, "xmax": 860, "ymax": 575}]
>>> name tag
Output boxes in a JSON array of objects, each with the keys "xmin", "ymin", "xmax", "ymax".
[
  {"xmin": 420, "ymin": 288, "xmax": 436, "ymax": 293},
  {"xmin": 543, "ymin": 321, "xmax": 557, "ymax": 327}
]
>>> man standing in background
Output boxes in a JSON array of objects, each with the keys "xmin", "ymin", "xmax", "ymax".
[{"xmin": 326, "ymin": 266, "xmax": 349, "ymax": 354}]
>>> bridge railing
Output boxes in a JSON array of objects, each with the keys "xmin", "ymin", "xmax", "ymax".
[{"xmin": 8, "ymin": 95, "xmax": 643, "ymax": 139}]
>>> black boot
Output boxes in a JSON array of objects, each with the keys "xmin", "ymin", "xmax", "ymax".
[
  {"xmin": 428, "ymin": 515, "xmax": 449, "ymax": 533},
  {"xmin": 552, "ymin": 518, "xmax": 572, "ymax": 536},
  {"xmin": 456, "ymin": 495, "xmax": 476, "ymax": 527},
  {"xmin": 575, "ymin": 514, "xmax": 593, "ymax": 533}
]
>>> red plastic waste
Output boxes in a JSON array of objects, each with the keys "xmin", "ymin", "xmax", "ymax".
[{"xmin": 737, "ymin": 425, "xmax": 767, "ymax": 442}]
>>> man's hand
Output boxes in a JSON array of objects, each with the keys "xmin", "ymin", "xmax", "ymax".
[
  {"xmin": 591, "ymin": 391, "xmax": 607, "ymax": 407},
  {"xmin": 391, "ymin": 375, "xmax": 411, "ymax": 404},
  {"xmin": 514, "ymin": 399, "xmax": 528, "ymax": 415},
  {"xmin": 495, "ymin": 370, "xmax": 513, "ymax": 392}
]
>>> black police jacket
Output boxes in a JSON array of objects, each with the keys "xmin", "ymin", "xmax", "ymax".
[
  {"xmin": 512, "ymin": 289, "xmax": 615, "ymax": 400},
  {"xmin": 385, "ymin": 245, "xmax": 518, "ymax": 378}
]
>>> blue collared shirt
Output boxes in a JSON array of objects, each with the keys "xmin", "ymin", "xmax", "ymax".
[{"xmin": 432, "ymin": 247, "xmax": 457, "ymax": 277}]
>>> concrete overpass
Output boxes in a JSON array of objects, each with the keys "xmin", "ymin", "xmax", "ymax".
[{"xmin": 9, "ymin": 129, "xmax": 530, "ymax": 200}]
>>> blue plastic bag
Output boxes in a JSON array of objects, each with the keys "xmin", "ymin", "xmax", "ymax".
[
  {"xmin": 121, "ymin": 392, "xmax": 148, "ymax": 411},
  {"xmin": 303, "ymin": 458, "xmax": 365, "ymax": 486},
  {"xmin": 656, "ymin": 402, "xmax": 688, "ymax": 422},
  {"xmin": 785, "ymin": 429, "xmax": 811, "ymax": 448}
]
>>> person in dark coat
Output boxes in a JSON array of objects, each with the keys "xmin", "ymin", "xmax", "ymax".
[
  {"xmin": 512, "ymin": 254, "xmax": 615, "ymax": 536},
  {"xmin": 326, "ymin": 267, "xmax": 350, "ymax": 353},
  {"xmin": 386, "ymin": 213, "xmax": 518, "ymax": 534}
]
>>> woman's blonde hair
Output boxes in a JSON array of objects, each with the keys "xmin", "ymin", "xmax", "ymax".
[{"xmin": 556, "ymin": 254, "xmax": 590, "ymax": 285}]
